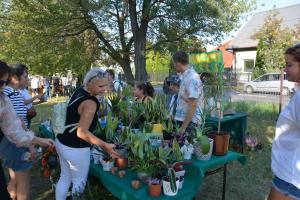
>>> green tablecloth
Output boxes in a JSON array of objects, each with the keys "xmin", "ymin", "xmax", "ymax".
[{"xmin": 89, "ymin": 151, "xmax": 246, "ymax": 200}]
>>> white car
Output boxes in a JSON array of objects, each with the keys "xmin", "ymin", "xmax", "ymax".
[{"xmin": 243, "ymin": 73, "xmax": 296, "ymax": 95}]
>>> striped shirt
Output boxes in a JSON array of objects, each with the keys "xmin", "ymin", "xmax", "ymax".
[{"xmin": 3, "ymin": 86, "xmax": 28, "ymax": 127}]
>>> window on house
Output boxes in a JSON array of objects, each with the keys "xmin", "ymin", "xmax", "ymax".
[{"xmin": 244, "ymin": 59, "xmax": 255, "ymax": 72}]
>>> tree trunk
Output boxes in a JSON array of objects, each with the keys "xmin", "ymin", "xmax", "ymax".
[
  {"xmin": 134, "ymin": 32, "xmax": 148, "ymax": 82},
  {"xmin": 121, "ymin": 55, "xmax": 135, "ymax": 85}
]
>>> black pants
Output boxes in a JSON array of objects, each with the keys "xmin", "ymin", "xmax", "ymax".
[{"xmin": 0, "ymin": 162, "xmax": 11, "ymax": 200}]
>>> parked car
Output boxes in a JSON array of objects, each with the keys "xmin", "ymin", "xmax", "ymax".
[{"xmin": 243, "ymin": 73, "xmax": 296, "ymax": 95}]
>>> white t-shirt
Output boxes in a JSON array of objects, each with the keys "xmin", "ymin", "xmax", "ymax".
[
  {"xmin": 113, "ymin": 80, "xmax": 122, "ymax": 92},
  {"xmin": 271, "ymin": 89, "xmax": 300, "ymax": 189},
  {"xmin": 31, "ymin": 77, "xmax": 39, "ymax": 89},
  {"xmin": 19, "ymin": 89, "xmax": 32, "ymax": 109}
]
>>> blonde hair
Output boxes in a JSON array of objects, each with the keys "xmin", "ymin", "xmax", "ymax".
[
  {"xmin": 83, "ymin": 68, "xmax": 107, "ymax": 87},
  {"xmin": 285, "ymin": 43, "xmax": 300, "ymax": 83}
]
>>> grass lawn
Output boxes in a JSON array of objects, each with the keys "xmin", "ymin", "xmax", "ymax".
[{"xmin": 28, "ymin": 99, "xmax": 277, "ymax": 200}]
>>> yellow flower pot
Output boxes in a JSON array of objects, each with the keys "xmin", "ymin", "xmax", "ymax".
[{"xmin": 152, "ymin": 123, "xmax": 163, "ymax": 134}]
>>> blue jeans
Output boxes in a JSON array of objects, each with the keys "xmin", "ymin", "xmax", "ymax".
[
  {"xmin": 273, "ymin": 176, "xmax": 300, "ymax": 200},
  {"xmin": 0, "ymin": 137, "xmax": 32, "ymax": 171}
]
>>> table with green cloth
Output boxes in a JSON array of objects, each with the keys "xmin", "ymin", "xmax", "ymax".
[
  {"xmin": 89, "ymin": 151, "xmax": 246, "ymax": 200},
  {"xmin": 206, "ymin": 112, "xmax": 247, "ymax": 152}
]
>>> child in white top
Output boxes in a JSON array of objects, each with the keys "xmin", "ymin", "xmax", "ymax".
[{"xmin": 268, "ymin": 43, "xmax": 300, "ymax": 200}]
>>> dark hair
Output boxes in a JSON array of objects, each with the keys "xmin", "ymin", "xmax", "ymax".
[
  {"xmin": 0, "ymin": 60, "xmax": 10, "ymax": 79},
  {"xmin": 285, "ymin": 43, "xmax": 300, "ymax": 63},
  {"xmin": 106, "ymin": 69, "xmax": 115, "ymax": 79},
  {"xmin": 136, "ymin": 82, "xmax": 154, "ymax": 98},
  {"xmin": 8, "ymin": 63, "xmax": 28, "ymax": 83},
  {"xmin": 172, "ymin": 50, "xmax": 189, "ymax": 65}
]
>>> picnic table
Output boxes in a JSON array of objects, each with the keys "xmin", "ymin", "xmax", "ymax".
[{"xmin": 89, "ymin": 151, "xmax": 246, "ymax": 200}]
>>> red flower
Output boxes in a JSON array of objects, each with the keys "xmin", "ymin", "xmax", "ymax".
[
  {"xmin": 44, "ymin": 169, "xmax": 50, "ymax": 177},
  {"xmin": 41, "ymin": 158, "xmax": 47, "ymax": 166}
]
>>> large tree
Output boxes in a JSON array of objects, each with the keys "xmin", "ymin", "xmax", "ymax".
[
  {"xmin": 253, "ymin": 11, "xmax": 297, "ymax": 78},
  {"xmin": 1, "ymin": 0, "xmax": 253, "ymax": 82}
]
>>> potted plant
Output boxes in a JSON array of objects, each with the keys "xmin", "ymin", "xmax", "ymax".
[
  {"xmin": 162, "ymin": 168, "xmax": 179, "ymax": 196},
  {"xmin": 148, "ymin": 178, "xmax": 162, "ymax": 197},
  {"xmin": 193, "ymin": 126, "xmax": 213, "ymax": 161},
  {"xmin": 113, "ymin": 130, "xmax": 131, "ymax": 169},
  {"xmin": 180, "ymin": 140, "xmax": 194, "ymax": 160},
  {"xmin": 205, "ymin": 65, "xmax": 230, "ymax": 156},
  {"xmin": 102, "ymin": 154, "xmax": 114, "ymax": 172},
  {"xmin": 144, "ymin": 95, "xmax": 167, "ymax": 134}
]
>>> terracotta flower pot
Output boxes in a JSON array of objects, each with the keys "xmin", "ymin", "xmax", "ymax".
[
  {"xmin": 115, "ymin": 157, "xmax": 128, "ymax": 169},
  {"xmin": 149, "ymin": 183, "xmax": 162, "ymax": 197},
  {"xmin": 209, "ymin": 131, "xmax": 230, "ymax": 156}
]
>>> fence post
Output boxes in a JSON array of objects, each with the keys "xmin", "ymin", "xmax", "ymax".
[{"xmin": 279, "ymin": 69, "xmax": 284, "ymax": 114}]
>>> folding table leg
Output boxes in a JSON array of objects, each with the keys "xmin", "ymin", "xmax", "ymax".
[{"xmin": 222, "ymin": 164, "xmax": 227, "ymax": 200}]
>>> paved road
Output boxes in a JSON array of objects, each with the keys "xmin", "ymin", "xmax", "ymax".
[{"xmin": 155, "ymin": 86, "xmax": 290, "ymax": 106}]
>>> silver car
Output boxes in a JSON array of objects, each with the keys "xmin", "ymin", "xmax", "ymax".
[{"xmin": 243, "ymin": 73, "xmax": 296, "ymax": 95}]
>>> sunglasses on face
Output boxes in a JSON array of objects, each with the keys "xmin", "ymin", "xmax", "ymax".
[{"xmin": 0, "ymin": 80, "xmax": 8, "ymax": 87}]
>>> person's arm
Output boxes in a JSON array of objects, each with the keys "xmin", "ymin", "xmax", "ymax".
[
  {"xmin": 179, "ymin": 98, "xmax": 197, "ymax": 134},
  {"xmin": 24, "ymin": 92, "xmax": 44, "ymax": 105},
  {"xmin": 0, "ymin": 96, "xmax": 53, "ymax": 147},
  {"xmin": 77, "ymin": 100, "xmax": 121, "ymax": 158}
]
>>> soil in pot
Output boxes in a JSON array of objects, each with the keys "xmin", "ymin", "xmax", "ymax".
[
  {"xmin": 209, "ymin": 131, "xmax": 230, "ymax": 156},
  {"xmin": 149, "ymin": 183, "xmax": 162, "ymax": 197}
]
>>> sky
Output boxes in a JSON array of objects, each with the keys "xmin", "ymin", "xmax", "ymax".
[{"xmin": 207, "ymin": 0, "xmax": 300, "ymax": 49}]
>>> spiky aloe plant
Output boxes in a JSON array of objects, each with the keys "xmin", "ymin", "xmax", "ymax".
[{"xmin": 193, "ymin": 126, "xmax": 211, "ymax": 154}]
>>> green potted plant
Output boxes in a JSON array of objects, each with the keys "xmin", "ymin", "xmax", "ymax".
[
  {"xmin": 162, "ymin": 168, "xmax": 179, "ymax": 196},
  {"xmin": 193, "ymin": 126, "xmax": 213, "ymax": 161},
  {"xmin": 205, "ymin": 65, "xmax": 230, "ymax": 156},
  {"xmin": 144, "ymin": 95, "xmax": 167, "ymax": 134},
  {"xmin": 148, "ymin": 178, "xmax": 162, "ymax": 197}
]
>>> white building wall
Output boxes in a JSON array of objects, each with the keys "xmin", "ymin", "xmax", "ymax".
[{"xmin": 233, "ymin": 50, "xmax": 257, "ymax": 83}]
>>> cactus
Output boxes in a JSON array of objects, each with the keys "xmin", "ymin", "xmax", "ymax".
[{"xmin": 168, "ymin": 168, "xmax": 177, "ymax": 193}]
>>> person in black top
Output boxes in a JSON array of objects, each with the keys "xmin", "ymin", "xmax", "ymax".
[
  {"xmin": 55, "ymin": 68, "xmax": 120, "ymax": 200},
  {"xmin": 133, "ymin": 82, "xmax": 154, "ymax": 103}
]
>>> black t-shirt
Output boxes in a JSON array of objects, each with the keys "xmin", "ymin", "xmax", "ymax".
[{"xmin": 57, "ymin": 87, "xmax": 100, "ymax": 148}]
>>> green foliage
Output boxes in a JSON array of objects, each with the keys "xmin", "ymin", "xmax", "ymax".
[
  {"xmin": 253, "ymin": 11, "xmax": 296, "ymax": 78},
  {"xmin": 96, "ymin": 112, "xmax": 118, "ymax": 142},
  {"xmin": 194, "ymin": 127, "xmax": 211, "ymax": 154},
  {"xmin": 0, "ymin": 0, "xmax": 252, "ymax": 81},
  {"xmin": 172, "ymin": 139, "xmax": 183, "ymax": 162},
  {"xmin": 167, "ymin": 168, "xmax": 177, "ymax": 193},
  {"xmin": 144, "ymin": 94, "xmax": 167, "ymax": 124}
]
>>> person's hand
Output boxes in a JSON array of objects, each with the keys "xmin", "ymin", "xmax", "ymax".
[
  {"xmin": 32, "ymin": 137, "xmax": 54, "ymax": 147},
  {"xmin": 102, "ymin": 143, "xmax": 121, "ymax": 158},
  {"xmin": 178, "ymin": 127, "xmax": 186, "ymax": 135},
  {"xmin": 29, "ymin": 145, "xmax": 36, "ymax": 160},
  {"xmin": 37, "ymin": 93, "xmax": 44, "ymax": 99}
]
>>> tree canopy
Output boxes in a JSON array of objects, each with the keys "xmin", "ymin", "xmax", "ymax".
[
  {"xmin": 0, "ymin": 0, "xmax": 253, "ymax": 82},
  {"xmin": 253, "ymin": 11, "xmax": 299, "ymax": 78}
]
